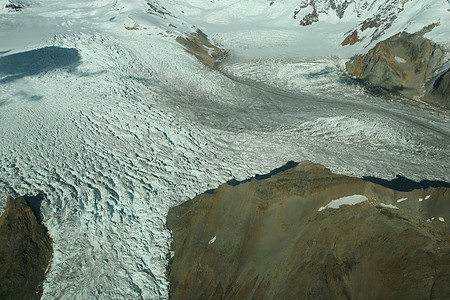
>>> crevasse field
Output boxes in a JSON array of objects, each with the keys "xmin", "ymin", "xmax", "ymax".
[{"xmin": 0, "ymin": 0, "xmax": 449, "ymax": 298}]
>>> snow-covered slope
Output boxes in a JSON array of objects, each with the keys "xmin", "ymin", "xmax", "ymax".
[
  {"xmin": 0, "ymin": 0, "xmax": 449, "ymax": 299},
  {"xmin": 153, "ymin": 0, "xmax": 449, "ymax": 58},
  {"xmin": 293, "ymin": 0, "xmax": 412, "ymax": 42}
]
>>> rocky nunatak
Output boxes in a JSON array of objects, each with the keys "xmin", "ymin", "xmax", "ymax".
[
  {"xmin": 176, "ymin": 29, "xmax": 226, "ymax": 68},
  {"xmin": 346, "ymin": 24, "xmax": 449, "ymax": 108},
  {"xmin": 0, "ymin": 196, "xmax": 53, "ymax": 300},
  {"xmin": 167, "ymin": 161, "xmax": 450, "ymax": 299}
]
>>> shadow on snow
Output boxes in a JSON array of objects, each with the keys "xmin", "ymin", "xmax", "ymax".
[
  {"xmin": 204, "ymin": 161, "xmax": 450, "ymax": 195},
  {"xmin": 204, "ymin": 161, "xmax": 299, "ymax": 194},
  {"xmin": 0, "ymin": 46, "xmax": 81, "ymax": 84},
  {"xmin": 362, "ymin": 175, "xmax": 450, "ymax": 192}
]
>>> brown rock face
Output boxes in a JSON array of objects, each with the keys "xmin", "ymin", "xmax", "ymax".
[
  {"xmin": 0, "ymin": 196, "xmax": 53, "ymax": 300},
  {"xmin": 176, "ymin": 30, "xmax": 226, "ymax": 68},
  {"xmin": 167, "ymin": 161, "xmax": 450, "ymax": 299},
  {"xmin": 341, "ymin": 30, "xmax": 360, "ymax": 46},
  {"xmin": 345, "ymin": 25, "xmax": 449, "ymax": 108}
]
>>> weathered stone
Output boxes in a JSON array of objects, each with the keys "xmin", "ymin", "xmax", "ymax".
[
  {"xmin": 346, "ymin": 26, "xmax": 448, "ymax": 108},
  {"xmin": 425, "ymin": 68, "xmax": 450, "ymax": 107},
  {"xmin": 341, "ymin": 30, "xmax": 361, "ymax": 46},
  {"xmin": 299, "ymin": 9, "xmax": 319, "ymax": 26},
  {"xmin": 176, "ymin": 30, "xmax": 226, "ymax": 68},
  {"xmin": 0, "ymin": 196, "xmax": 53, "ymax": 300},
  {"xmin": 167, "ymin": 161, "xmax": 450, "ymax": 299}
]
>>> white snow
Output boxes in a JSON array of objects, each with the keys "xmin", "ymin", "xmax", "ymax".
[
  {"xmin": 420, "ymin": 195, "xmax": 432, "ymax": 202},
  {"xmin": 397, "ymin": 198, "xmax": 408, "ymax": 203},
  {"xmin": 318, "ymin": 195, "xmax": 368, "ymax": 211},
  {"xmin": 208, "ymin": 236, "xmax": 217, "ymax": 244},
  {"xmin": 395, "ymin": 56, "xmax": 407, "ymax": 63},
  {"xmin": 379, "ymin": 203, "xmax": 399, "ymax": 209},
  {"xmin": 428, "ymin": 217, "xmax": 446, "ymax": 223},
  {"xmin": 0, "ymin": 0, "xmax": 449, "ymax": 299}
]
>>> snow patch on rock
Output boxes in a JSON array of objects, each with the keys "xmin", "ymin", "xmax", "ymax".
[
  {"xmin": 395, "ymin": 56, "xmax": 407, "ymax": 63},
  {"xmin": 379, "ymin": 203, "xmax": 399, "ymax": 209},
  {"xmin": 208, "ymin": 236, "xmax": 217, "ymax": 244},
  {"xmin": 318, "ymin": 195, "xmax": 368, "ymax": 211}
]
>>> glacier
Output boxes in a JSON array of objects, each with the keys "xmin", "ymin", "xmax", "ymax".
[{"xmin": 0, "ymin": 0, "xmax": 449, "ymax": 299}]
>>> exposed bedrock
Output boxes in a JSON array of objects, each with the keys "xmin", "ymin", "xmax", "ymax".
[
  {"xmin": 346, "ymin": 25, "xmax": 449, "ymax": 108},
  {"xmin": 425, "ymin": 68, "xmax": 450, "ymax": 107},
  {"xmin": 0, "ymin": 196, "xmax": 53, "ymax": 300},
  {"xmin": 176, "ymin": 30, "xmax": 226, "ymax": 68},
  {"xmin": 167, "ymin": 161, "xmax": 450, "ymax": 299}
]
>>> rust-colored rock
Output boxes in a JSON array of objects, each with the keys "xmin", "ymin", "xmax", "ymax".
[
  {"xmin": 341, "ymin": 30, "xmax": 361, "ymax": 46},
  {"xmin": 346, "ymin": 25, "xmax": 448, "ymax": 108}
]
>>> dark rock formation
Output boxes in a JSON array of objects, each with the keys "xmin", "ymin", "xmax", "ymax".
[
  {"xmin": 298, "ymin": 9, "xmax": 319, "ymax": 26},
  {"xmin": 346, "ymin": 25, "xmax": 449, "ymax": 108},
  {"xmin": 146, "ymin": 1, "xmax": 173, "ymax": 18},
  {"xmin": 5, "ymin": 3, "xmax": 24, "ymax": 11},
  {"xmin": 0, "ymin": 196, "xmax": 53, "ymax": 300},
  {"xmin": 167, "ymin": 161, "xmax": 450, "ymax": 299},
  {"xmin": 294, "ymin": 0, "xmax": 353, "ymax": 26},
  {"xmin": 425, "ymin": 68, "xmax": 450, "ymax": 107},
  {"xmin": 5, "ymin": 0, "xmax": 24, "ymax": 12},
  {"xmin": 295, "ymin": 0, "xmax": 408, "ymax": 43},
  {"xmin": 176, "ymin": 30, "xmax": 226, "ymax": 68}
]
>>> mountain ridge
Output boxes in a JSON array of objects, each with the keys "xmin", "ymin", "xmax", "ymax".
[{"xmin": 167, "ymin": 161, "xmax": 450, "ymax": 299}]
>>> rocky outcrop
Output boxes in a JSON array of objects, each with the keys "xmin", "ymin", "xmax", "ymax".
[
  {"xmin": 340, "ymin": 0, "xmax": 407, "ymax": 45},
  {"xmin": 341, "ymin": 30, "xmax": 360, "ymax": 46},
  {"xmin": 0, "ymin": 196, "xmax": 53, "ymax": 300},
  {"xmin": 176, "ymin": 30, "xmax": 226, "ymax": 68},
  {"xmin": 425, "ymin": 68, "xmax": 450, "ymax": 107},
  {"xmin": 146, "ymin": 1, "xmax": 173, "ymax": 18},
  {"xmin": 295, "ymin": 0, "xmax": 408, "ymax": 43},
  {"xmin": 294, "ymin": 0, "xmax": 354, "ymax": 25},
  {"xmin": 5, "ymin": 1, "xmax": 25, "ymax": 12},
  {"xmin": 167, "ymin": 161, "xmax": 450, "ymax": 299},
  {"xmin": 298, "ymin": 9, "xmax": 319, "ymax": 26},
  {"xmin": 346, "ymin": 25, "xmax": 449, "ymax": 108}
]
